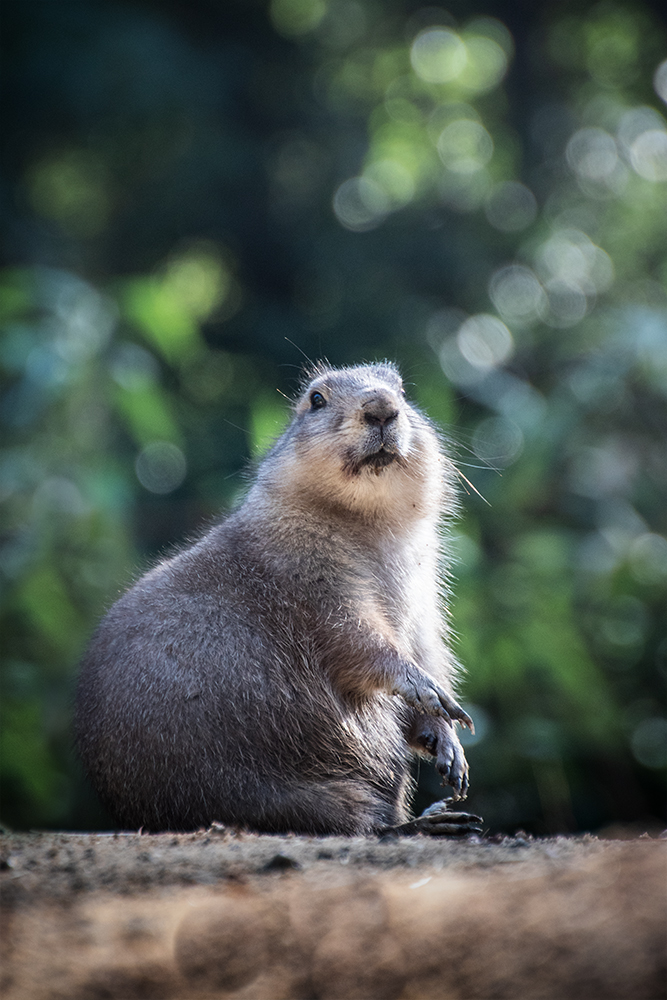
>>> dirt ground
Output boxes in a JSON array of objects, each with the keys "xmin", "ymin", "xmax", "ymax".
[{"xmin": 1, "ymin": 829, "xmax": 665, "ymax": 1000}]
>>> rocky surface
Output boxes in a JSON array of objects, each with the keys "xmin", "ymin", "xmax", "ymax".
[{"xmin": 1, "ymin": 830, "xmax": 665, "ymax": 999}]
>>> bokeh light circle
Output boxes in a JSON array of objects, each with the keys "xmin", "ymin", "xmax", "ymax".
[
  {"xmin": 566, "ymin": 128, "xmax": 619, "ymax": 182},
  {"xmin": 472, "ymin": 416, "xmax": 524, "ymax": 467},
  {"xmin": 457, "ymin": 313, "xmax": 513, "ymax": 369},
  {"xmin": 410, "ymin": 28, "xmax": 467, "ymax": 84},
  {"xmin": 653, "ymin": 58, "xmax": 667, "ymax": 104},
  {"xmin": 629, "ymin": 129, "xmax": 667, "ymax": 182},
  {"xmin": 489, "ymin": 265, "xmax": 547, "ymax": 325},
  {"xmin": 333, "ymin": 177, "xmax": 390, "ymax": 231},
  {"xmin": 485, "ymin": 181, "xmax": 537, "ymax": 232},
  {"xmin": 135, "ymin": 442, "xmax": 187, "ymax": 494},
  {"xmin": 437, "ymin": 120, "xmax": 493, "ymax": 174}
]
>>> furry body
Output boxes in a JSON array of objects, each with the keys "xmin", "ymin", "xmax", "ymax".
[{"xmin": 75, "ymin": 363, "xmax": 473, "ymax": 833}]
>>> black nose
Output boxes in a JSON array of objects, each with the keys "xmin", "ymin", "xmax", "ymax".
[
  {"xmin": 363, "ymin": 393, "xmax": 399, "ymax": 427},
  {"xmin": 364, "ymin": 409, "xmax": 399, "ymax": 427}
]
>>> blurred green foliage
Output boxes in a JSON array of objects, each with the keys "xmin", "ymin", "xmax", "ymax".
[{"xmin": 1, "ymin": 0, "xmax": 666, "ymax": 833}]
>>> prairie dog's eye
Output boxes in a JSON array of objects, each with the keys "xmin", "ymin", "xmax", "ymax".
[{"xmin": 310, "ymin": 391, "xmax": 326, "ymax": 409}]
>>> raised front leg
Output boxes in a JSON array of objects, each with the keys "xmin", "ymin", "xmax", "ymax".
[
  {"xmin": 326, "ymin": 623, "xmax": 474, "ymax": 731},
  {"xmin": 407, "ymin": 713, "xmax": 470, "ymax": 799},
  {"xmin": 391, "ymin": 662, "xmax": 474, "ymax": 731}
]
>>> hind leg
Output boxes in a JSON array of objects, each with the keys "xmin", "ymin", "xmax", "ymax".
[
  {"xmin": 209, "ymin": 775, "xmax": 406, "ymax": 836},
  {"xmin": 383, "ymin": 799, "xmax": 483, "ymax": 837}
]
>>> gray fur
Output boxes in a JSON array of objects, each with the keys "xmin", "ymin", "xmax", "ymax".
[{"xmin": 75, "ymin": 363, "xmax": 476, "ymax": 834}]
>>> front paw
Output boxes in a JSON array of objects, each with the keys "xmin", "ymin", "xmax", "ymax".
[
  {"xmin": 434, "ymin": 725, "xmax": 469, "ymax": 800},
  {"xmin": 393, "ymin": 665, "xmax": 474, "ymax": 731},
  {"xmin": 411, "ymin": 717, "xmax": 470, "ymax": 799}
]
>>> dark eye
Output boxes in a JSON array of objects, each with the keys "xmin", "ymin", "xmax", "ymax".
[{"xmin": 310, "ymin": 391, "xmax": 326, "ymax": 410}]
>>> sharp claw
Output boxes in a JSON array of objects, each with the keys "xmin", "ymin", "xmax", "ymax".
[
  {"xmin": 437, "ymin": 811, "xmax": 483, "ymax": 824},
  {"xmin": 385, "ymin": 800, "xmax": 484, "ymax": 837},
  {"xmin": 441, "ymin": 698, "xmax": 474, "ymax": 734},
  {"xmin": 457, "ymin": 710, "xmax": 475, "ymax": 733},
  {"xmin": 422, "ymin": 821, "xmax": 484, "ymax": 836},
  {"xmin": 420, "ymin": 801, "xmax": 482, "ymax": 824},
  {"xmin": 447, "ymin": 773, "xmax": 461, "ymax": 794}
]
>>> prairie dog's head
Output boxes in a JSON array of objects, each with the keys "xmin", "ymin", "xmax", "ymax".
[
  {"xmin": 257, "ymin": 363, "xmax": 453, "ymax": 524},
  {"xmin": 296, "ymin": 362, "xmax": 411, "ymax": 474}
]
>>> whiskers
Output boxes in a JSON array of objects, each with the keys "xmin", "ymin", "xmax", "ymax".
[{"xmin": 453, "ymin": 466, "xmax": 492, "ymax": 506}]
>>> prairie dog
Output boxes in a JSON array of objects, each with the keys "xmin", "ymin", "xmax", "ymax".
[{"xmin": 75, "ymin": 362, "xmax": 481, "ymax": 835}]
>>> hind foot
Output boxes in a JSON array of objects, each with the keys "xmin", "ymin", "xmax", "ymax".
[{"xmin": 383, "ymin": 799, "xmax": 483, "ymax": 837}]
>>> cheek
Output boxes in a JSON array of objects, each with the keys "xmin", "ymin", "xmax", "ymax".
[
  {"xmin": 292, "ymin": 437, "xmax": 344, "ymax": 483},
  {"xmin": 337, "ymin": 412, "xmax": 365, "ymax": 440},
  {"xmin": 387, "ymin": 413, "xmax": 412, "ymax": 453}
]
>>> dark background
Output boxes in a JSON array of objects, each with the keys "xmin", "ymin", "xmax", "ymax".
[{"xmin": 1, "ymin": 0, "xmax": 666, "ymax": 834}]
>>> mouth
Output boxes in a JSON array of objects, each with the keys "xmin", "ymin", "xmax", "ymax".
[
  {"xmin": 359, "ymin": 448, "xmax": 398, "ymax": 469},
  {"xmin": 343, "ymin": 445, "xmax": 405, "ymax": 477}
]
